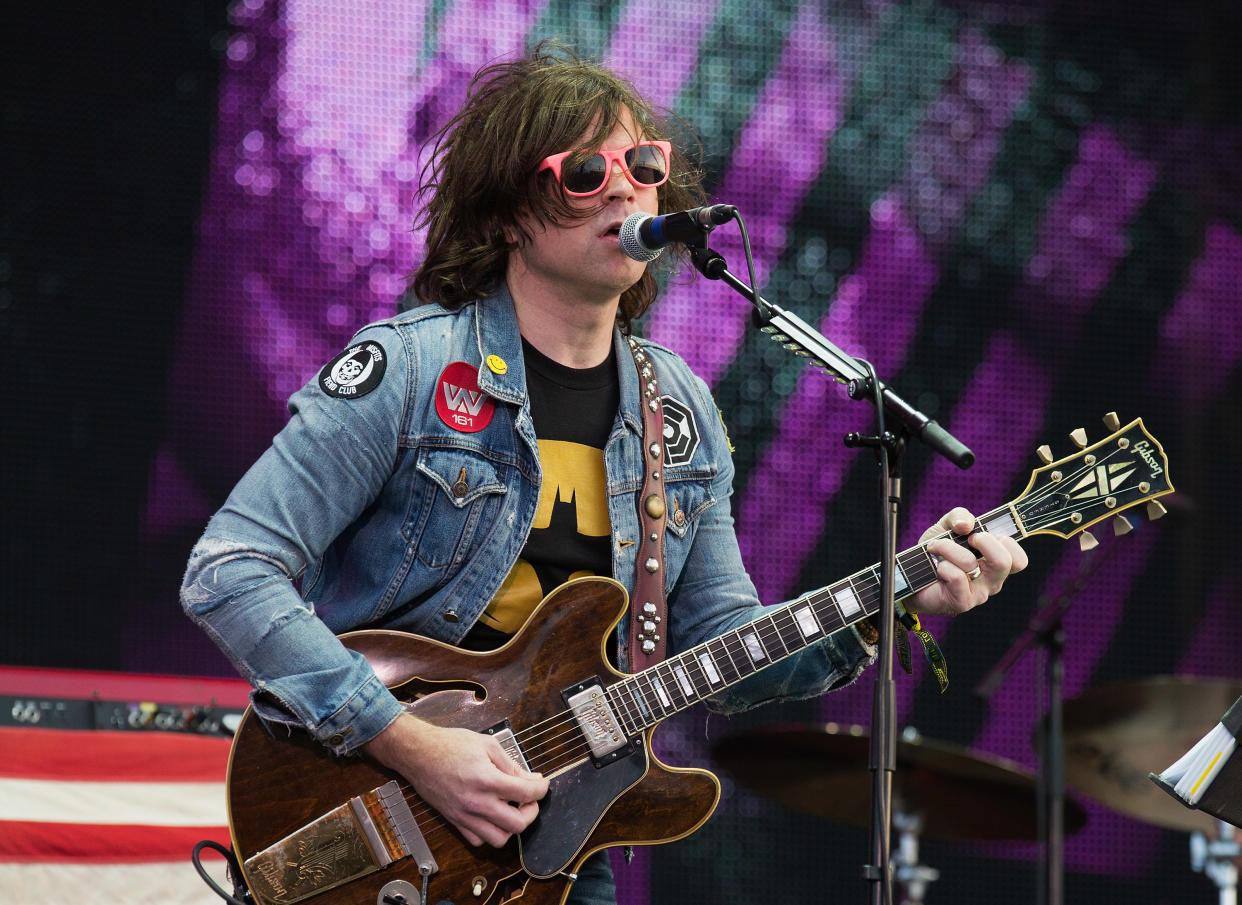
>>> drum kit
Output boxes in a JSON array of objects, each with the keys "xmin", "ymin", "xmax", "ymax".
[{"xmin": 711, "ymin": 677, "xmax": 1242, "ymax": 904}]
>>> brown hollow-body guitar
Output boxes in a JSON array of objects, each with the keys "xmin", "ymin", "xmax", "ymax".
[
  {"xmin": 226, "ymin": 415, "xmax": 1173, "ymax": 905},
  {"xmin": 228, "ymin": 577, "xmax": 719, "ymax": 905}
]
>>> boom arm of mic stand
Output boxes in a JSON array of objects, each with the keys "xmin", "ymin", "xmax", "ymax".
[{"xmin": 688, "ymin": 246, "xmax": 974, "ymax": 469}]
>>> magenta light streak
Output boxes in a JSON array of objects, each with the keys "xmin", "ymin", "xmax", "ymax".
[
  {"xmin": 972, "ymin": 529, "xmax": 1162, "ymax": 761},
  {"xmin": 739, "ymin": 201, "xmax": 937, "ymax": 604},
  {"xmin": 1011, "ymin": 126, "xmax": 1160, "ymax": 330},
  {"xmin": 1176, "ymin": 568, "xmax": 1242, "ymax": 678},
  {"xmin": 737, "ymin": 36, "xmax": 1030, "ymax": 605},
  {"xmin": 887, "ymin": 126, "xmax": 1158, "ymax": 721},
  {"xmin": 646, "ymin": 2, "xmax": 847, "ymax": 385},
  {"xmin": 905, "ymin": 28, "xmax": 1032, "ymax": 257},
  {"xmin": 814, "ymin": 332, "xmax": 1050, "ymax": 730},
  {"xmin": 150, "ymin": 3, "xmax": 549, "ymax": 525},
  {"xmin": 966, "ymin": 222, "xmax": 1242, "ymax": 740},
  {"xmin": 966, "ymin": 224, "xmax": 1242, "ymax": 874},
  {"xmin": 1155, "ymin": 223, "xmax": 1242, "ymax": 400},
  {"xmin": 968, "ymin": 529, "xmax": 1165, "ymax": 874},
  {"xmin": 904, "ymin": 125, "xmax": 1158, "ymax": 547},
  {"xmin": 252, "ymin": 0, "xmax": 551, "ymax": 374},
  {"xmin": 607, "ymin": 0, "xmax": 721, "ymax": 110}
]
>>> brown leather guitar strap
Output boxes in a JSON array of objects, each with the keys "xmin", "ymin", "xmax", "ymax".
[{"xmin": 625, "ymin": 336, "xmax": 668, "ymax": 671}]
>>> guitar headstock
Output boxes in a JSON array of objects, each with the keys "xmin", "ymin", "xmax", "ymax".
[{"xmin": 1014, "ymin": 413, "xmax": 1174, "ymax": 548}]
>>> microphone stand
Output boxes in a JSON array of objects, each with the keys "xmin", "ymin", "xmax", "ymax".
[{"xmin": 685, "ymin": 237, "xmax": 972, "ymax": 905}]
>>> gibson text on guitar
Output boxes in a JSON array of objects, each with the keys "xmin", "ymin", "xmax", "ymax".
[{"xmin": 226, "ymin": 414, "xmax": 1173, "ymax": 905}]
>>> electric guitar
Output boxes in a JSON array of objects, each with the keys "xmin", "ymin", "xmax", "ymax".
[{"xmin": 226, "ymin": 414, "xmax": 1173, "ymax": 905}]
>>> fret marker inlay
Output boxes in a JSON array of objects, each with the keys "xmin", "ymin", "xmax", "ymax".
[
  {"xmin": 698, "ymin": 653, "xmax": 721, "ymax": 684},
  {"xmin": 673, "ymin": 665, "xmax": 694, "ymax": 696},
  {"xmin": 627, "ymin": 685, "xmax": 650, "ymax": 721},
  {"xmin": 742, "ymin": 632, "xmax": 766, "ymax": 662},
  {"xmin": 893, "ymin": 564, "xmax": 909, "ymax": 596},
  {"xmin": 651, "ymin": 677, "xmax": 671, "ymax": 708},
  {"xmin": 794, "ymin": 605, "xmax": 821, "ymax": 638},
  {"xmin": 833, "ymin": 587, "xmax": 861, "ymax": 617}
]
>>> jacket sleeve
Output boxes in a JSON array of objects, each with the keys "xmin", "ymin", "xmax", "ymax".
[
  {"xmin": 180, "ymin": 326, "xmax": 410, "ymax": 754},
  {"xmin": 665, "ymin": 373, "xmax": 875, "ymax": 715}
]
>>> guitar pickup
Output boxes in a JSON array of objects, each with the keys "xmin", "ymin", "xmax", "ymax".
[
  {"xmin": 564, "ymin": 681, "xmax": 629, "ymax": 761},
  {"xmin": 485, "ymin": 720, "xmax": 531, "ymax": 773}
]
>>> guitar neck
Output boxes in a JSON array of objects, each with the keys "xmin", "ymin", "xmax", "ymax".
[{"xmin": 606, "ymin": 504, "xmax": 1023, "ymax": 734}]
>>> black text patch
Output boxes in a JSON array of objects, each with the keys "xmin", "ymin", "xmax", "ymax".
[
  {"xmin": 661, "ymin": 395, "xmax": 700, "ymax": 466},
  {"xmin": 319, "ymin": 341, "xmax": 386, "ymax": 399}
]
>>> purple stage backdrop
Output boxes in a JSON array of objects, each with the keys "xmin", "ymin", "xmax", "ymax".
[{"xmin": 96, "ymin": 1, "xmax": 1242, "ymax": 902}]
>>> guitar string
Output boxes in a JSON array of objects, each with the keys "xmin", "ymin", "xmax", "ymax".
[
  {"xmin": 390, "ymin": 533, "xmax": 952, "ymax": 843},
  {"xmin": 426, "ymin": 441, "xmax": 1097, "ymax": 757},
  {"xmin": 380, "ymin": 717, "xmax": 599, "ymax": 839},
  {"xmin": 393, "ymin": 734, "xmax": 599, "ymax": 847},
  {"xmin": 391, "ymin": 438, "xmax": 1159, "ymax": 846},
  {"xmin": 493, "ymin": 439, "xmax": 1143, "ymax": 762}
]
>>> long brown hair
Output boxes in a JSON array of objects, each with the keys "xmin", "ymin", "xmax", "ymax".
[{"xmin": 410, "ymin": 44, "xmax": 705, "ymax": 332}]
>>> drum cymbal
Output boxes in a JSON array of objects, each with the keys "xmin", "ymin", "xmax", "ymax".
[
  {"xmin": 712, "ymin": 724, "xmax": 1085, "ymax": 841},
  {"xmin": 1063, "ymin": 676, "xmax": 1242, "ymax": 833}
]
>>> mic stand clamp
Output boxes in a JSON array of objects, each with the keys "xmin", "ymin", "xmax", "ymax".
[{"xmin": 844, "ymin": 430, "xmax": 904, "ymax": 457}]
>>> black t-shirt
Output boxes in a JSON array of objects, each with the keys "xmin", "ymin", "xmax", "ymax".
[{"xmin": 461, "ymin": 339, "xmax": 619, "ymax": 650}]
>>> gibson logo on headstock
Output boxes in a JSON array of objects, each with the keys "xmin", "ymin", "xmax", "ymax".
[{"xmin": 1132, "ymin": 439, "xmax": 1164, "ymax": 476}]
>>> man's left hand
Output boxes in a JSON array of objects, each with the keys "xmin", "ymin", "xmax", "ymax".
[{"xmin": 910, "ymin": 507, "xmax": 1028, "ymax": 616}]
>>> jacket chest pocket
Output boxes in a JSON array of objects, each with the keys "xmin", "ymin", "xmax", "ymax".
[
  {"xmin": 660, "ymin": 476, "xmax": 715, "ymax": 587},
  {"xmin": 404, "ymin": 447, "xmax": 509, "ymax": 569}
]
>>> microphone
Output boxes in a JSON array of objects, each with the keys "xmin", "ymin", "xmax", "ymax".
[{"xmin": 618, "ymin": 204, "xmax": 737, "ymax": 262}]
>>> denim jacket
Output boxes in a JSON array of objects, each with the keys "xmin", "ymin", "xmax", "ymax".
[{"xmin": 181, "ymin": 288, "xmax": 874, "ymax": 755}]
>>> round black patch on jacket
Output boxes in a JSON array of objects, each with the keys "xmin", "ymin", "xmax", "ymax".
[{"xmin": 319, "ymin": 341, "xmax": 386, "ymax": 399}]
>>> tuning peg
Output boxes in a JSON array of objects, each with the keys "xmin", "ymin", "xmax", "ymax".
[
  {"xmin": 1113, "ymin": 515, "xmax": 1134, "ymax": 536},
  {"xmin": 1102, "ymin": 412, "xmax": 1120, "ymax": 431},
  {"xmin": 1036, "ymin": 445, "xmax": 1054, "ymax": 464},
  {"xmin": 1147, "ymin": 500, "xmax": 1167, "ymax": 521},
  {"xmin": 1079, "ymin": 531, "xmax": 1099, "ymax": 551},
  {"xmin": 1070, "ymin": 428, "xmax": 1088, "ymax": 449}
]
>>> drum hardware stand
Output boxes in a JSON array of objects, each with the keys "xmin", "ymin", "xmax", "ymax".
[
  {"xmin": 975, "ymin": 544, "xmax": 1117, "ymax": 905},
  {"xmin": 687, "ymin": 220, "xmax": 972, "ymax": 905},
  {"xmin": 892, "ymin": 808, "xmax": 939, "ymax": 905},
  {"xmin": 1191, "ymin": 820, "xmax": 1239, "ymax": 905}
]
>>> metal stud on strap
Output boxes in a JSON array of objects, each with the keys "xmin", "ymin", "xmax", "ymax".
[{"xmin": 629, "ymin": 337, "xmax": 669, "ymax": 671}]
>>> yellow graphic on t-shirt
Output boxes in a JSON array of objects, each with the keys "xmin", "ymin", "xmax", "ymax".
[{"xmin": 480, "ymin": 440, "xmax": 610, "ymax": 634}]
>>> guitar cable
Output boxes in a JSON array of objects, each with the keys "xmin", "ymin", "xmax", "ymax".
[{"xmin": 191, "ymin": 838, "xmax": 256, "ymax": 905}]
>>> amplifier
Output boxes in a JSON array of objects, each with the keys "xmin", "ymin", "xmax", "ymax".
[{"xmin": 0, "ymin": 665, "xmax": 249, "ymax": 736}]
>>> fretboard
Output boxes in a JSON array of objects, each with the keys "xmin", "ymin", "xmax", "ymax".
[{"xmin": 606, "ymin": 505, "xmax": 1020, "ymax": 734}]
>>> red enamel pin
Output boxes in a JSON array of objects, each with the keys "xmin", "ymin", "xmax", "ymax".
[{"xmin": 435, "ymin": 361, "xmax": 495, "ymax": 432}]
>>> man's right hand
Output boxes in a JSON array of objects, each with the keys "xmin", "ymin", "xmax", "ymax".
[{"xmin": 363, "ymin": 713, "xmax": 549, "ymax": 847}]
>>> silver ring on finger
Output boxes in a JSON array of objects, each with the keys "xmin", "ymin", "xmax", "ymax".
[{"xmin": 967, "ymin": 566, "xmax": 983, "ymax": 581}]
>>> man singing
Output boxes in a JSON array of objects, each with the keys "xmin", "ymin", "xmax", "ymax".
[{"xmin": 182, "ymin": 45, "xmax": 1025, "ymax": 905}]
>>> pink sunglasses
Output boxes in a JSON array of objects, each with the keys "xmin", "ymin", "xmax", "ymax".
[{"xmin": 537, "ymin": 140, "xmax": 672, "ymax": 197}]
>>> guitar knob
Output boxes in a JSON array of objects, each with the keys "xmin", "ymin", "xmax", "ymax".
[
  {"xmin": 1070, "ymin": 428, "xmax": 1088, "ymax": 449},
  {"xmin": 1113, "ymin": 515, "xmax": 1134, "ymax": 535},
  {"xmin": 1147, "ymin": 500, "xmax": 1168, "ymax": 520},
  {"xmin": 1079, "ymin": 531, "xmax": 1099, "ymax": 551},
  {"xmin": 1102, "ymin": 412, "xmax": 1121, "ymax": 431},
  {"xmin": 1036, "ymin": 444, "xmax": 1054, "ymax": 465}
]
